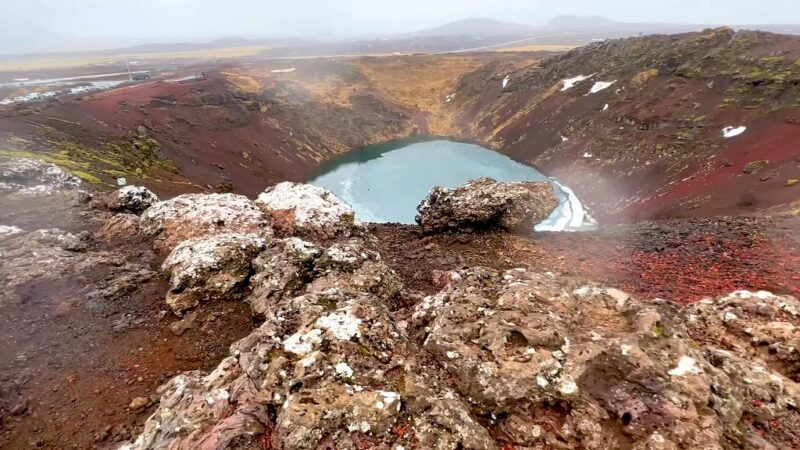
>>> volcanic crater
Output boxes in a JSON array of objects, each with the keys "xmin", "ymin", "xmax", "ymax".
[{"xmin": 0, "ymin": 28, "xmax": 799, "ymax": 449}]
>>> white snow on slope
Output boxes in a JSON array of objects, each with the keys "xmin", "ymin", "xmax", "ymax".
[
  {"xmin": 502, "ymin": 75, "xmax": 510, "ymax": 89},
  {"xmin": 722, "ymin": 126, "xmax": 746, "ymax": 138},
  {"xmin": 561, "ymin": 74, "xmax": 594, "ymax": 91},
  {"xmin": 535, "ymin": 181, "xmax": 595, "ymax": 232},
  {"xmin": 271, "ymin": 68, "xmax": 296, "ymax": 74},
  {"xmin": 587, "ymin": 80, "xmax": 616, "ymax": 94}
]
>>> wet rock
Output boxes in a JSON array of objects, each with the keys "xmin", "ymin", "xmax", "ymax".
[
  {"xmin": 140, "ymin": 193, "xmax": 269, "ymax": 252},
  {"xmin": 119, "ymin": 287, "xmax": 416, "ymax": 450},
  {"xmin": 162, "ymin": 233, "xmax": 268, "ymax": 313},
  {"xmin": 256, "ymin": 182, "xmax": 359, "ymax": 237},
  {"xmin": 109, "ymin": 186, "xmax": 159, "ymax": 214},
  {"xmin": 416, "ymin": 177, "xmax": 559, "ymax": 234}
]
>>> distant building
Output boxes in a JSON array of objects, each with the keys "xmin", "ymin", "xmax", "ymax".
[{"xmin": 132, "ymin": 72, "xmax": 151, "ymax": 81}]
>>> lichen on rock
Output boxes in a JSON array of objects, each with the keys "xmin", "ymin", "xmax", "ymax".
[
  {"xmin": 416, "ymin": 177, "xmax": 559, "ymax": 234},
  {"xmin": 108, "ymin": 185, "xmax": 159, "ymax": 214},
  {"xmin": 140, "ymin": 193, "xmax": 269, "ymax": 252},
  {"xmin": 256, "ymin": 182, "xmax": 359, "ymax": 237},
  {"xmin": 162, "ymin": 233, "xmax": 268, "ymax": 313}
]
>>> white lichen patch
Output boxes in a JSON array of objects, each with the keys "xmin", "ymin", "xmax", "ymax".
[
  {"xmin": 140, "ymin": 193, "xmax": 266, "ymax": 239},
  {"xmin": 283, "ymin": 328, "xmax": 324, "ymax": 355},
  {"xmin": 668, "ymin": 356, "xmax": 703, "ymax": 377},
  {"xmin": 558, "ymin": 378, "xmax": 579, "ymax": 395},
  {"xmin": 316, "ymin": 307, "xmax": 362, "ymax": 341},
  {"xmin": 256, "ymin": 182, "xmax": 354, "ymax": 229},
  {"xmin": 335, "ymin": 361, "xmax": 354, "ymax": 378},
  {"xmin": 204, "ymin": 388, "xmax": 230, "ymax": 405}
]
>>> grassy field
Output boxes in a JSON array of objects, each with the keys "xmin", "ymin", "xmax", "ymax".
[{"xmin": 0, "ymin": 45, "xmax": 274, "ymax": 72}]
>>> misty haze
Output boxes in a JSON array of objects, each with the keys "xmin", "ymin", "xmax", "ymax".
[{"xmin": 0, "ymin": 1, "xmax": 799, "ymax": 449}]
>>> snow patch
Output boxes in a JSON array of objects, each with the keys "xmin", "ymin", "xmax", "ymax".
[
  {"xmin": 722, "ymin": 126, "xmax": 746, "ymax": 138},
  {"xmin": 561, "ymin": 74, "xmax": 594, "ymax": 91},
  {"xmin": 270, "ymin": 68, "xmax": 296, "ymax": 74},
  {"xmin": 502, "ymin": 75, "xmax": 510, "ymax": 89},
  {"xmin": 587, "ymin": 80, "xmax": 616, "ymax": 94}
]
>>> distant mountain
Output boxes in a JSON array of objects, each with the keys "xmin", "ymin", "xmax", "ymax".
[{"xmin": 410, "ymin": 18, "xmax": 537, "ymax": 37}]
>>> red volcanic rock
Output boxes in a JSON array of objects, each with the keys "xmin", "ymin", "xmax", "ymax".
[
  {"xmin": 256, "ymin": 182, "xmax": 359, "ymax": 238},
  {"xmin": 139, "ymin": 193, "xmax": 270, "ymax": 252},
  {"xmin": 416, "ymin": 177, "xmax": 558, "ymax": 234}
]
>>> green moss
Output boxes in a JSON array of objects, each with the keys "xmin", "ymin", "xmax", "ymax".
[
  {"xmin": 68, "ymin": 170, "xmax": 103, "ymax": 184},
  {"xmin": 358, "ymin": 345, "xmax": 373, "ymax": 358}
]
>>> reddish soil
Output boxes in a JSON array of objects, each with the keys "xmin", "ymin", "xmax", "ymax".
[
  {"xmin": 0, "ymin": 191, "xmax": 258, "ymax": 450},
  {"xmin": 371, "ymin": 214, "xmax": 800, "ymax": 302}
]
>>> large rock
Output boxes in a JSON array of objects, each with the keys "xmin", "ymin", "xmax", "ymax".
[
  {"xmin": 256, "ymin": 182, "xmax": 358, "ymax": 237},
  {"xmin": 411, "ymin": 268, "xmax": 800, "ymax": 449},
  {"xmin": 416, "ymin": 177, "xmax": 559, "ymax": 234},
  {"xmin": 246, "ymin": 238, "xmax": 402, "ymax": 317},
  {"xmin": 108, "ymin": 185, "xmax": 159, "ymax": 214},
  {"xmin": 121, "ymin": 264, "xmax": 800, "ymax": 449},
  {"xmin": 140, "ymin": 193, "xmax": 269, "ymax": 251},
  {"xmin": 162, "ymin": 233, "xmax": 268, "ymax": 313}
]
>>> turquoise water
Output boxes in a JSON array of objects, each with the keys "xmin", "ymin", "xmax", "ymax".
[{"xmin": 309, "ymin": 139, "xmax": 593, "ymax": 231}]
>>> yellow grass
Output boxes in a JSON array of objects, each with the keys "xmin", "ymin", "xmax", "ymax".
[
  {"xmin": 497, "ymin": 44, "xmax": 577, "ymax": 53},
  {"xmin": 0, "ymin": 46, "xmax": 273, "ymax": 72}
]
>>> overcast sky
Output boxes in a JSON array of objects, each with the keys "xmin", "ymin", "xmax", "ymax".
[{"xmin": 4, "ymin": 0, "xmax": 800, "ymax": 53}]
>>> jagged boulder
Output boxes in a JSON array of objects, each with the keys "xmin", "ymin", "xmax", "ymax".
[
  {"xmin": 685, "ymin": 290, "xmax": 800, "ymax": 380},
  {"xmin": 412, "ymin": 268, "xmax": 800, "ymax": 449},
  {"xmin": 162, "ymin": 233, "xmax": 268, "ymax": 313},
  {"xmin": 246, "ymin": 238, "xmax": 402, "ymax": 317},
  {"xmin": 108, "ymin": 185, "xmax": 159, "ymax": 214},
  {"xmin": 256, "ymin": 182, "xmax": 358, "ymax": 237},
  {"xmin": 120, "ymin": 264, "xmax": 800, "ymax": 449},
  {"xmin": 416, "ymin": 177, "xmax": 558, "ymax": 234},
  {"xmin": 140, "ymin": 193, "xmax": 269, "ymax": 252}
]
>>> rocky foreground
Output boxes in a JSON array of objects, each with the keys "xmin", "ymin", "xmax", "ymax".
[{"xmin": 2, "ymin": 159, "xmax": 800, "ymax": 449}]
